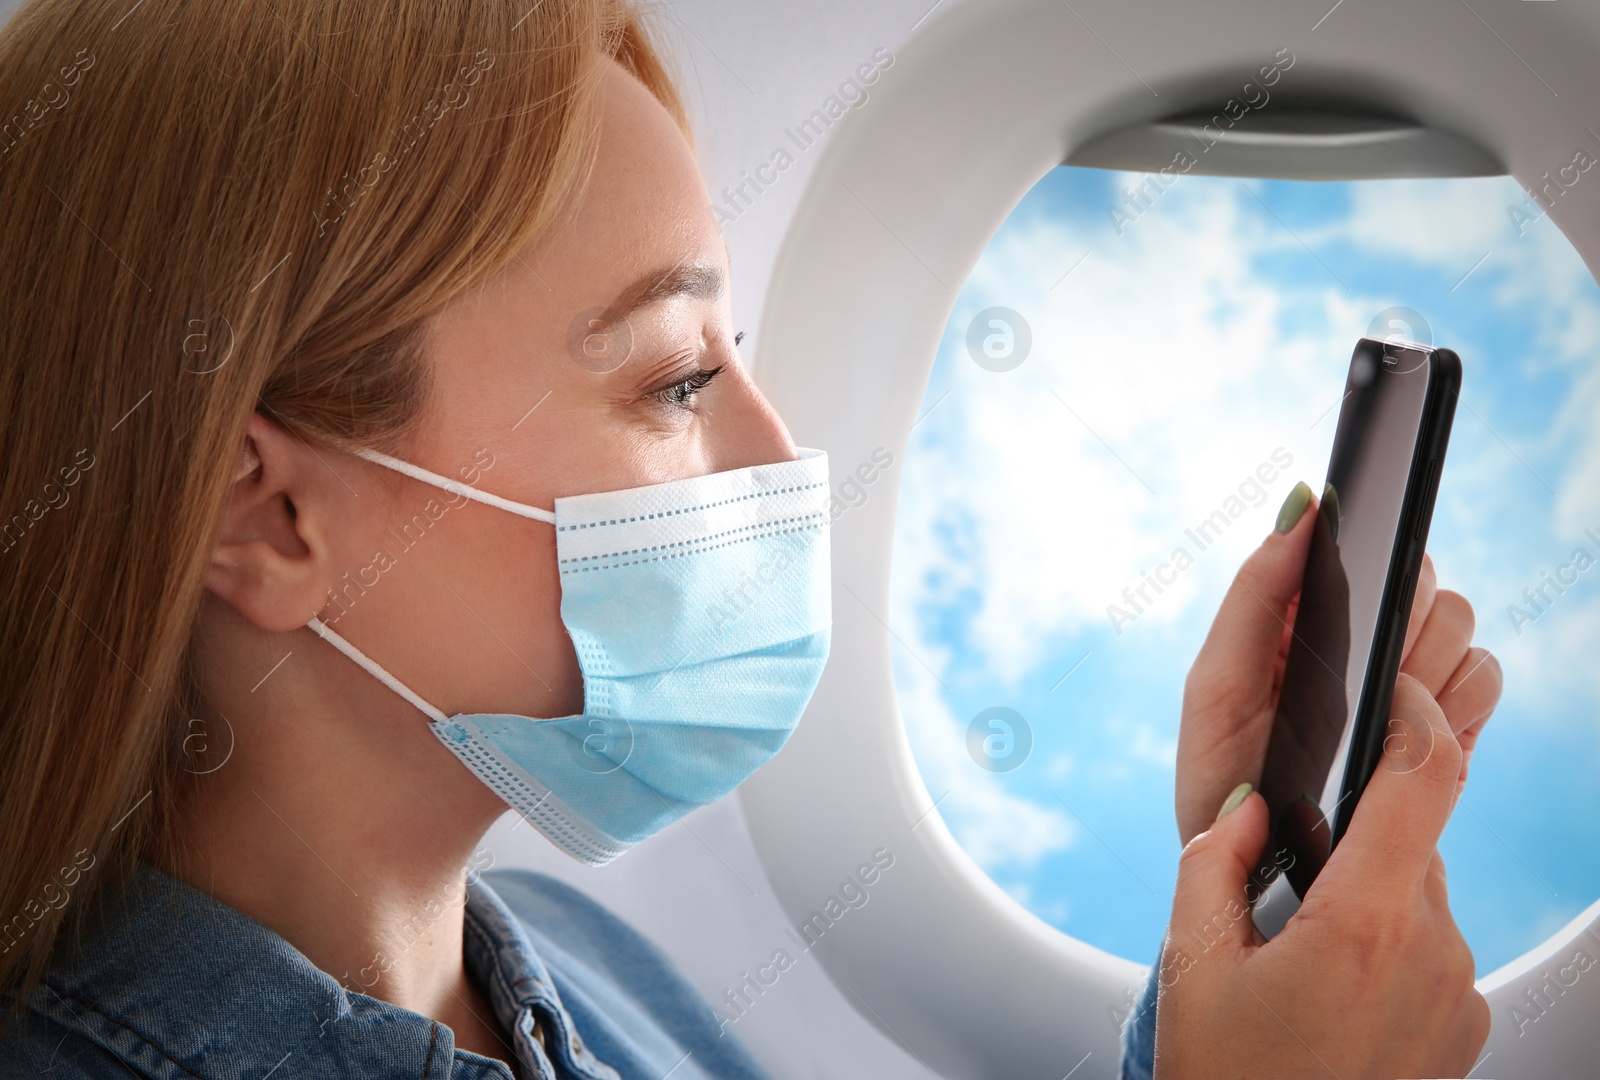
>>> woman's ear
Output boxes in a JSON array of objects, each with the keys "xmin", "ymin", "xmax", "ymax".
[{"xmin": 205, "ymin": 411, "xmax": 341, "ymax": 632}]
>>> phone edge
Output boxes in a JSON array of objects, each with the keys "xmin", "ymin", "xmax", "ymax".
[{"xmin": 1331, "ymin": 345, "xmax": 1462, "ymax": 846}]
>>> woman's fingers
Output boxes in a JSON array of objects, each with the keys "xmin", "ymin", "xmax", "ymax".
[
  {"xmin": 1396, "ymin": 572, "xmax": 1500, "ymax": 788},
  {"xmin": 1400, "ymin": 552, "xmax": 1438, "ymax": 664},
  {"xmin": 1439, "ymin": 646, "xmax": 1502, "ymax": 783},
  {"xmin": 1399, "ymin": 586, "xmax": 1475, "ymax": 697},
  {"xmin": 1438, "ymin": 646, "xmax": 1500, "ymax": 736},
  {"xmin": 1389, "ymin": 560, "xmax": 1500, "ymax": 789}
]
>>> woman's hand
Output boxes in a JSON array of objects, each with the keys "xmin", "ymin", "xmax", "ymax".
[
  {"xmin": 1174, "ymin": 484, "xmax": 1502, "ymax": 848},
  {"xmin": 1153, "ymin": 676, "xmax": 1490, "ymax": 1078},
  {"xmin": 1152, "ymin": 483, "xmax": 1504, "ymax": 1077}
]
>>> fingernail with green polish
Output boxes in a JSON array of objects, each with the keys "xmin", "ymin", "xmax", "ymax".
[
  {"xmin": 1274, "ymin": 481, "xmax": 1312, "ymax": 532},
  {"xmin": 1216, "ymin": 782, "xmax": 1253, "ymax": 820}
]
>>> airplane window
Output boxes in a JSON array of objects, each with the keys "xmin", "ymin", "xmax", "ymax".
[{"xmin": 889, "ymin": 164, "xmax": 1600, "ymax": 975}]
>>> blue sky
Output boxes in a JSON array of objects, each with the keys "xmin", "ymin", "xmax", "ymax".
[{"xmin": 889, "ymin": 164, "xmax": 1600, "ymax": 975}]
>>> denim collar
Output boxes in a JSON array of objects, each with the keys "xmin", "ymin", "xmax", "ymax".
[{"xmin": 24, "ymin": 863, "xmax": 620, "ymax": 1080}]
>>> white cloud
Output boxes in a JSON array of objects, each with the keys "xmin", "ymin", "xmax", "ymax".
[
  {"xmin": 892, "ymin": 177, "xmax": 1358, "ymax": 687},
  {"xmin": 1338, "ymin": 178, "xmax": 1508, "ymax": 269},
  {"xmin": 890, "ymin": 644, "xmax": 1076, "ymax": 872}
]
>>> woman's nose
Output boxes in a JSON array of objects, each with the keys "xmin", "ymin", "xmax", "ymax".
[{"xmin": 709, "ymin": 362, "xmax": 799, "ymax": 472}]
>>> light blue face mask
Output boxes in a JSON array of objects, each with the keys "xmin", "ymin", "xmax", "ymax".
[{"xmin": 307, "ymin": 448, "xmax": 832, "ymax": 865}]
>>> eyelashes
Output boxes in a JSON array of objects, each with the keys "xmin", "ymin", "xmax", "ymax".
[
  {"xmin": 653, "ymin": 363, "xmax": 726, "ymax": 409},
  {"xmin": 648, "ymin": 329, "xmax": 742, "ymax": 411}
]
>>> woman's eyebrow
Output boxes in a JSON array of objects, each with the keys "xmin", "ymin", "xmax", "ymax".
[{"xmin": 600, "ymin": 259, "xmax": 723, "ymax": 329}]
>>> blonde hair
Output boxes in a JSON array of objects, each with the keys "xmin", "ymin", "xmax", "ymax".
[{"xmin": 0, "ymin": 0, "xmax": 689, "ymax": 1013}]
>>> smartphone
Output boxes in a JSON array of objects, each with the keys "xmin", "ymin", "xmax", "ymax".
[{"xmin": 1250, "ymin": 335, "xmax": 1460, "ymax": 940}]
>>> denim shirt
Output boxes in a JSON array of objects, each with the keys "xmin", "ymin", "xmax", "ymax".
[
  {"xmin": 2, "ymin": 864, "xmax": 770, "ymax": 1080},
  {"xmin": 1118, "ymin": 957, "xmax": 1161, "ymax": 1080}
]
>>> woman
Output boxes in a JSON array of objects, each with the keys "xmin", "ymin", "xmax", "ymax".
[{"xmin": 0, "ymin": 2, "xmax": 1500, "ymax": 1077}]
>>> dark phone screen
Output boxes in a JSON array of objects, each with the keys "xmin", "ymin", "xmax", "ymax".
[{"xmin": 1255, "ymin": 339, "xmax": 1435, "ymax": 900}]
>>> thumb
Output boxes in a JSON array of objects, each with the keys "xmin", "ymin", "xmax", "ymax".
[
  {"xmin": 1325, "ymin": 673, "xmax": 1462, "ymax": 894},
  {"xmin": 1168, "ymin": 784, "xmax": 1271, "ymax": 964}
]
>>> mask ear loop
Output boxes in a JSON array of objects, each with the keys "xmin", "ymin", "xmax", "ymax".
[
  {"xmin": 354, "ymin": 447, "xmax": 556, "ymax": 524},
  {"xmin": 308, "ymin": 448, "xmax": 555, "ymax": 722},
  {"xmin": 307, "ymin": 616, "xmax": 448, "ymax": 724}
]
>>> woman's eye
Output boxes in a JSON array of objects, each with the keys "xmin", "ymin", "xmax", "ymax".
[{"xmin": 653, "ymin": 363, "xmax": 726, "ymax": 409}]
